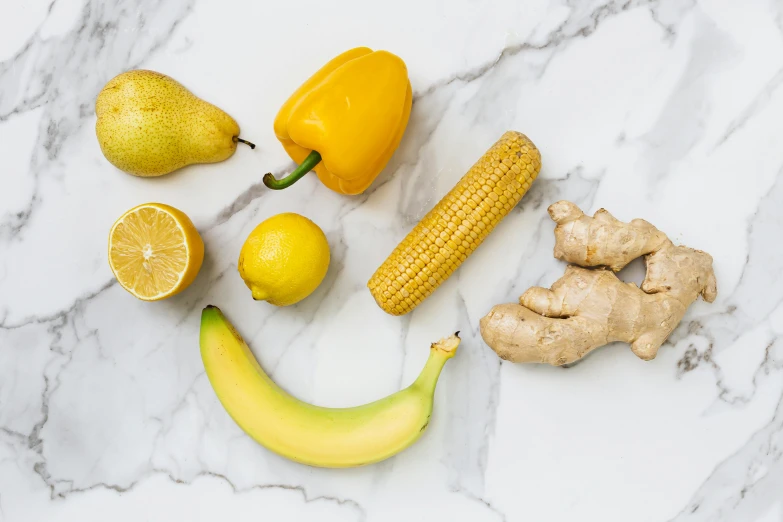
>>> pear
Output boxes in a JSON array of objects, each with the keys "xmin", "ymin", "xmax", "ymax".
[{"xmin": 95, "ymin": 70, "xmax": 254, "ymax": 177}]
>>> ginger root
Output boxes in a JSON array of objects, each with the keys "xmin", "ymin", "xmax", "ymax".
[
  {"xmin": 480, "ymin": 201, "xmax": 717, "ymax": 366},
  {"xmin": 549, "ymin": 201, "xmax": 669, "ymax": 271}
]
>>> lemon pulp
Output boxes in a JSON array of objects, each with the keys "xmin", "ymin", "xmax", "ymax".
[{"xmin": 108, "ymin": 203, "xmax": 204, "ymax": 301}]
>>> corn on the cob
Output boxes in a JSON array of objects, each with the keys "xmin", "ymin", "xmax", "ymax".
[{"xmin": 368, "ymin": 131, "xmax": 541, "ymax": 316}]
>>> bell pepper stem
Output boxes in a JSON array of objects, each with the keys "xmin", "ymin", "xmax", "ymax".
[
  {"xmin": 264, "ymin": 150, "xmax": 322, "ymax": 190},
  {"xmin": 233, "ymin": 136, "xmax": 256, "ymax": 149}
]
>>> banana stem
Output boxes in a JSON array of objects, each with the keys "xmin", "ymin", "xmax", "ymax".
[
  {"xmin": 233, "ymin": 136, "xmax": 256, "ymax": 149},
  {"xmin": 412, "ymin": 334, "xmax": 460, "ymax": 396},
  {"xmin": 412, "ymin": 351, "xmax": 450, "ymax": 396},
  {"xmin": 263, "ymin": 150, "xmax": 322, "ymax": 190}
]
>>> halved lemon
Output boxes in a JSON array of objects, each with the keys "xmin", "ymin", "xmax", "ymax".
[{"xmin": 108, "ymin": 203, "xmax": 204, "ymax": 301}]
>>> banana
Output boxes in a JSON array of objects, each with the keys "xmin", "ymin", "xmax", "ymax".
[{"xmin": 200, "ymin": 305, "xmax": 460, "ymax": 468}]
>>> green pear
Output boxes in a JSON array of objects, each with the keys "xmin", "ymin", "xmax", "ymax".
[{"xmin": 95, "ymin": 70, "xmax": 254, "ymax": 177}]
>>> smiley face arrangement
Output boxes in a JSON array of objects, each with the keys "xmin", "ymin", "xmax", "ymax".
[{"xmin": 99, "ymin": 48, "xmax": 715, "ymax": 468}]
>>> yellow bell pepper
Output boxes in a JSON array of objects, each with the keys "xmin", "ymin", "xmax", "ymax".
[{"xmin": 263, "ymin": 47, "xmax": 413, "ymax": 195}]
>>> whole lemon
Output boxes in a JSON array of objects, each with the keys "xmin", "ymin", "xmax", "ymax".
[{"xmin": 238, "ymin": 213, "xmax": 330, "ymax": 306}]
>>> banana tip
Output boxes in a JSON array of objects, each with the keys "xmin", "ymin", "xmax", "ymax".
[{"xmin": 432, "ymin": 333, "xmax": 461, "ymax": 354}]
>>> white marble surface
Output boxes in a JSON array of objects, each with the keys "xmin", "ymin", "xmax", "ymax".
[{"xmin": 2, "ymin": 0, "xmax": 783, "ymax": 520}]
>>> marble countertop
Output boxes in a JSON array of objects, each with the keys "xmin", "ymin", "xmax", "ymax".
[{"xmin": 2, "ymin": 0, "xmax": 783, "ymax": 521}]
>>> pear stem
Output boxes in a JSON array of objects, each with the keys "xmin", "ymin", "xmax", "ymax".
[
  {"xmin": 234, "ymin": 137, "xmax": 256, "ymax": 149},
  {"xmin": 263, "ymin": 150, "xmax": 322, "ymax": 191}
]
